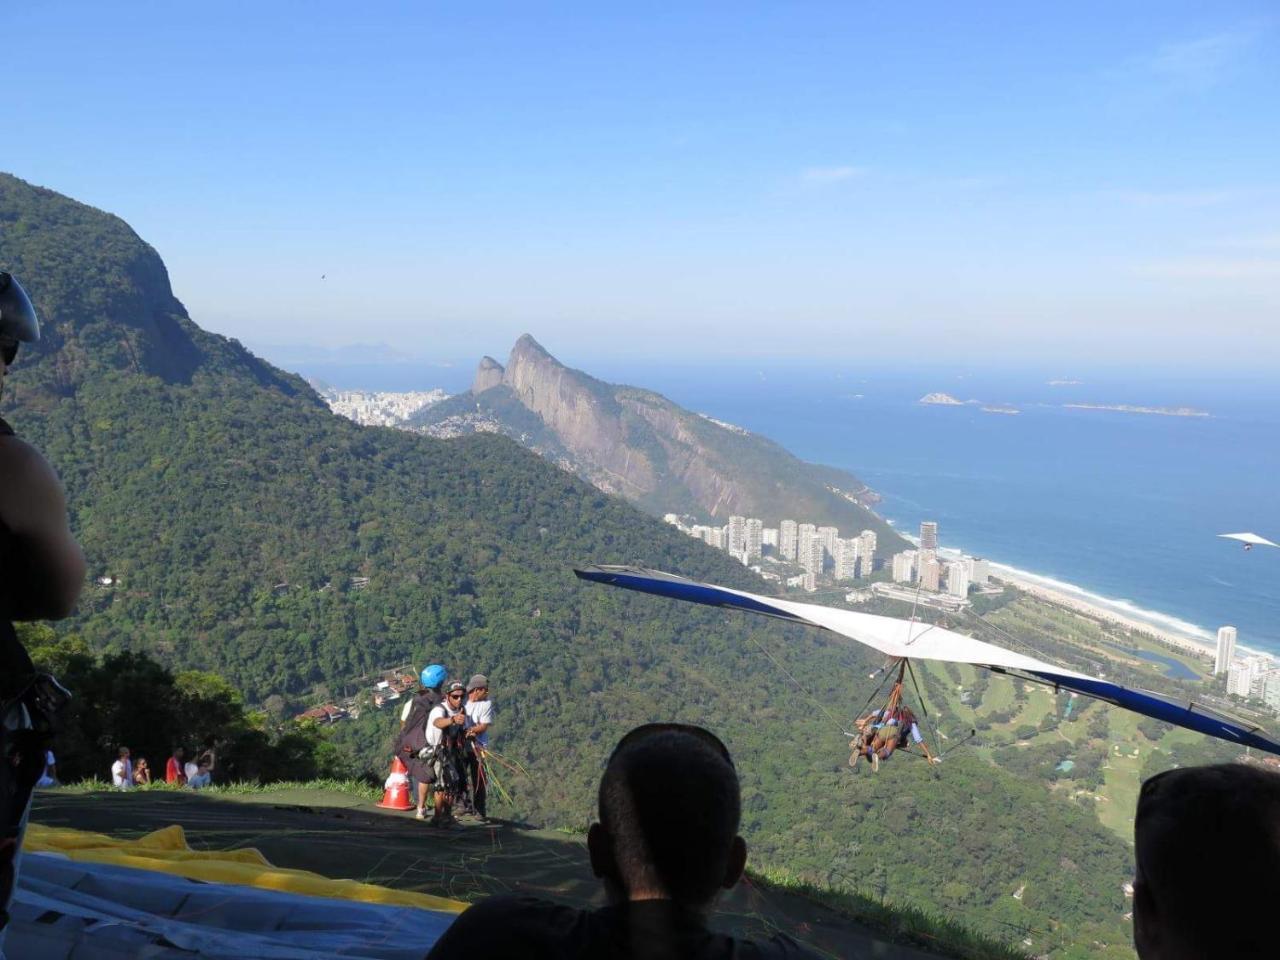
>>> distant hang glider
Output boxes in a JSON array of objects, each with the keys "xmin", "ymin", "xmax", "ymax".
[
  {"xmin": 574, "ymin": 565, "xmax": 1280, "ymax": 758},
  {"xmin": 1219, "ymin": 532, "xmax": 1279, "ymax": 551}
]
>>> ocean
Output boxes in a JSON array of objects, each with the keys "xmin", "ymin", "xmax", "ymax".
[
  {"xmin": 276, "ymin": 348, "xmax": 1280, "ymax": 657},
  {"xmin": 590, "ymin": 362, "xmax": 1280, "ymax": 657}
]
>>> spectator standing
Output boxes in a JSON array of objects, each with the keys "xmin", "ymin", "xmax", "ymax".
[
  {"xmin": 110, "ymin": 747, "xmax": 133, "ymax": 790},
  {"xmin": 427, "ymin": 723, "xmax": 819, "ymax": 959},
  {"xmin": 464, "ymin": 675, "xmax": 493, "ymax": 821},
  {"xmin": 165, "ymin": 747, "xmax": 187, "ymax": 786},
  {"xmin": 0, "ymin": 272, "xmax": 85, "ymax": 957},
  {"xmin": 133, "ymin": 758, "xmax": 151, "ymax": 786}
]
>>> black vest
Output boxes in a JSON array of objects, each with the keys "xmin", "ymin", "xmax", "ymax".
[{"xmin": 0, "ymin": 415, "xmax": 35, "ymax": 691}]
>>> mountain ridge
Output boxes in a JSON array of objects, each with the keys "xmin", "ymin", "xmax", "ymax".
[{"xmin": 415, "ymin": 333, "xmax": 906, "ymax": 553}]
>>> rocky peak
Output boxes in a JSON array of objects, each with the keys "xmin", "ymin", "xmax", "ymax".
[{"xmin": 473, "ymin": 356, "xmax": 505, "ymax": 393}]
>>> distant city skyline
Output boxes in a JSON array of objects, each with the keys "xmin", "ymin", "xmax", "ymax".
[{"xmin": 8, "ymin": 3, "xmax": 1280, "ymax": 367}]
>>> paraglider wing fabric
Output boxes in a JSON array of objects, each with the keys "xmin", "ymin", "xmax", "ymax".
[
  {"xmin": 574, "ymin": 565, "xmax": 1092, "ymax": 677},
  {"xmin": 6, "ymin": 823, "xmax": 464, "ymax": 958},
  {"xmin": 574, "ymin": 565, "xmax": 1280, "ymax": 758}
]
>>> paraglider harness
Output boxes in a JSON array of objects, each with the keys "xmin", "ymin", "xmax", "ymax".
[
  {"xmin": 433, "ymin": 714, "xmax": 470, "ymax": 805},
  {"xmin": 850, "ymin": 660, "xmax": 937, "ymax": 767}
]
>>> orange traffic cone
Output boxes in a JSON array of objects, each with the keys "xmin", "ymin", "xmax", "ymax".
[{"xmin": 377, "ymin": 756, "xmax": 414, "ymax": 810}]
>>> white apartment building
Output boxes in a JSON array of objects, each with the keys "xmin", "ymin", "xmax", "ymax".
[
  {"xmin": 762, "ymin": 528, "xmax": 779, "ymax": 549},
  {"xmin": 745, "ymin": 518, "xmax": 764, "ymax": 560},
  {"xmin": 946, "ymin": 561, "xmax": 970, "ymax": 598},
  {"xmin": 727, "ymin": 516, "xmax": 747, "ymax": 556},
  {"xmin": 966, "ymin": 556, "xmax": 990, "ymax": 587},
  {"xmin": 817, "ymin": 526, "xmax": 840, "ymax": 557},
  {"xmin": 858, "ymin": 530, "xmax": 877, "ymax": 576},
  {"xmin": 802, "ymin": 539, "xmax": 825, "ymax": 576},
  {"xmin": 834, "ymin": 539, "xmax": 859, "ymax": 580},
  {"xmin": 1263, "ymin": 671, "xmax": 1280, "ymax": 713},
  {"xmin": 802, "ymin": 570, "xmax": 817, "ymax": 592},
  {"xmin": 919, "ymin": 557, "xmax": 941, "ymax": 592},
  {"xmin": 779, "ymin": 520, "xmax": 798, "ymax": 560},
  {"xmin": 1215, "ymin": 626, "xmax": 1237, "ymax": 676},
  {"xmin": 1227, "ymin": 655, "xmax": 1271, "ymax": 698},
  {"xmin": 797, "ymin": 523, "xmax": 817, "ymax": 563},
  {"xmin": 892, "ymin": 550, "xmax": 917, "ymax": 583}
]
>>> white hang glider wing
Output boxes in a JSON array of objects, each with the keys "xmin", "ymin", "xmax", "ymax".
[
  {"xmin": 1219, "ymin": 532, "xmax": 1279, "ymax": 548},
  {"xmin": 574, "ymin": 565, "xmax": 1280, "ymax": 758}
]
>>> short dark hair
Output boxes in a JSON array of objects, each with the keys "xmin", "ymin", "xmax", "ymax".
[
  {"xmin": 597, "ymin": 727, "xmax": 741, "ymax": 905},
  {"xmin": 1135, "ymin": 763, "xmax": 1280, "ymax": 956}
]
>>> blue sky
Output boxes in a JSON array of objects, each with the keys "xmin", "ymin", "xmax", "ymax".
[{"xmin": 8, "ymin": 2, "xmax": 1280, "ymax": 370}]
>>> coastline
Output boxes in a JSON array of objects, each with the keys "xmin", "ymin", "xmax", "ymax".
[{"xmin": 988, "ymin": 564, "xmax": 1218, "ymax": 662}]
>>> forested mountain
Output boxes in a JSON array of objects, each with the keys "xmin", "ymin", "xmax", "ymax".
[
  {"xmin": 0, "ymin": 173, "xmax": 1132, "ymax": 956},
  {"xmin": 413, "ymin": 335, "xmax": 905, "ymax": 553}
]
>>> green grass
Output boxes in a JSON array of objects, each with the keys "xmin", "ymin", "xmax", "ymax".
[
  {"xmin": 46, "ymin": 778, "xmax": 381, "ymax": 803},
  {"xmin": 749, "ymin": 867, "xmax": 1031, "ymax": 960}
]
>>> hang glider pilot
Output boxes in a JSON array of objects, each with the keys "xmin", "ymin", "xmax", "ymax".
[{"xmin": 850, "ymin": 679, "xmax": 940, "ymax": 771}]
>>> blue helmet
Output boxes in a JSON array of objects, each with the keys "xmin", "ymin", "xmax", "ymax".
[{"xmin": 420, "ymin": 664, "xmax": 447, "ymax": 690}]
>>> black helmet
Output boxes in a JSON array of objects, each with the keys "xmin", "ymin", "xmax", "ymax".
[{"xmin": 0, "ymin": 272, "xmax": 40, "ymax": 343}]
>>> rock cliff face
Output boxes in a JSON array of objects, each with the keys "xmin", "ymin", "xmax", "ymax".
[{"xmin": 414, "ymin": 335, "xmax": 902, "ymax": 549}]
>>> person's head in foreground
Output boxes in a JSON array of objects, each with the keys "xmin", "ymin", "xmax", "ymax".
[
  {"xmin": 588, "ymin": 723, "xmax": 747, "ymax": 909},
  {"xmin": 1134, "ymin": 762, "xmax": 1280, "ymax": 960}
]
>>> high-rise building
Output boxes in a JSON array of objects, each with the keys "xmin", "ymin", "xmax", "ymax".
[
  {"xmin": 892, "ymin": 550, "xmax": 917, "ymax": 583},
  {"xmin": 727, "ymin": 516, "xmax": 747, "ymax": 556},
  {"xmin": 857, "ymin": 530, "xmax": 877, "ymax": 577},
  {"xmin": 920, "ymin": 521, "xmax": 938, "ymax": 552},
  {"xmin": 797, "ymin": 523, "xmax": 817, "ymax": 558},
  {"xmin": 779, "ymin": 520, "xmax": 798, "ymax": 560},
  {"xmin": 946, "ymin": 561, "xmax": 970, "ymax": 598},
  {"xmin": 762, "ymin": 528, "xmax": 779, "ymax": 549},
  {"xmin": 919, "ymin": 557, "xmax": 941, "ymax": 592},
  {"xmin": 966, "ymin": 556, "xmax": 990, "ymax": 587},
  {"xmin": 835, "ymin": 539, "xmax": 859, "ymax": 580},
  {"xmin": 1227, "ymin": 656, "xmax": 1270, "ymax": 698},
  {"xmin": 744, "ymin": 518, "xmax": 764, "ymax": 559},
  {"xmin": 817, "ymin": 526, "xmax": 840, "ymax": 557},
  {"xmin": 1264, "ymin": 671, "xmax": 1280, "ymax": 713},
  {"xmin": 802, "ymin": 570, "xmax": 817, "ymax": 592},
  {"xmin": 1215, "ymin": 626, "xmax": 1238, "ymax": 676},
  {"xmin": 802, "ymin": 539, "xmax": 825, "ymax": 576}
]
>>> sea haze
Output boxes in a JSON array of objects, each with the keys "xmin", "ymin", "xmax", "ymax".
[{"xmin": 586, "ymin": 362, "xmax": 1280, "ymax": 657}]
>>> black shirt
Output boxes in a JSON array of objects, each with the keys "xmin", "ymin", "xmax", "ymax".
[{"xmin": 425, "ymin": 896, "xmax": 819, "ymax": 960}]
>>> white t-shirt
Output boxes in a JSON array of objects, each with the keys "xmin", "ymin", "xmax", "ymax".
[
  {"xmin": 426, "ymin": 702, "xmax": 462, "ymax": 748},
  {"xmin": 111, "ymin": 758, "xmax": 133, "ymax": 789},
  {"xmin": 465, "ymin": 699, "xmax": 494, "ymax": 748}
]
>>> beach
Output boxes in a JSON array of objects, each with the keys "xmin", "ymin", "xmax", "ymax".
[{"xmin": 989, "ymin": 564, "xmax": 1218, "ymax": 663}]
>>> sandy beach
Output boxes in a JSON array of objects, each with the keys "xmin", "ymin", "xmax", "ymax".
[{"xmin": 990, "ymin": 564, "xmax": 1218, "ymax": 662}]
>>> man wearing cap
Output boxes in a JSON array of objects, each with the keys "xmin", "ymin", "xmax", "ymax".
[
  {"xmin": 425, "ymin": 680, "xmax": 469, "ymax": 827},
  {"xmin": 464, "ymin": 674, "xmax": 493, "ymax": 821}
]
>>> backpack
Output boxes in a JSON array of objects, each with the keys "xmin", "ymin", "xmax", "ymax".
[{"xmin": 394, "ymin": 692, "xmax": 437, "ymax": 758}]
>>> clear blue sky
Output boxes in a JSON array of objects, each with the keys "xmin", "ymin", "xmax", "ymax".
[{"xmin": 8, "ymin": 2, "xmax": 1279, "ymax": 369}]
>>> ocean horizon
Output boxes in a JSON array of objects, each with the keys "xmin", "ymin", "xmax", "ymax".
[{"xmin": 276, "ymin": 350, "xmax": 1280, "ymax": 660}]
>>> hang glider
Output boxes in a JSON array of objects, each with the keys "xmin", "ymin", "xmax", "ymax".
[
  {"xmin": 574, "ymin": 565, "xmax": 1280, "ymax": 758},
  {"xmin": 1219, "ymin": 532, "xmax": 1278, "ymax": 550}
]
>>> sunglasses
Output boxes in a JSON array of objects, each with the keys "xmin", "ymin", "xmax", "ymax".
[
  {"xmin": 0, "ymin": 339, "xmax": 17, "ymax": 367},
  {"xmin": 447, "ymin": 691, "xmax": 464, "ymax": 699},
  {"xmin": 608, "ymin": 723, "xmax": 734, "ymax": 770}
]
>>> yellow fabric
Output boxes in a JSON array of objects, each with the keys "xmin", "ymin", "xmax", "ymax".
[{"xmin": 26, "ymin": 822, "xmax": 467, "ymax": 914}]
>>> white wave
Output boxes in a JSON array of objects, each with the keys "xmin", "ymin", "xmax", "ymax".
[{"xmin": 987, "ymin": 561, "xmax": 1214, "ymax": 640}]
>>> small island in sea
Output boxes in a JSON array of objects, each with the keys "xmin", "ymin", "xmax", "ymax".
[
  {"xmin": 919, "ymin": 392, "xmax": 967, "ymax": 406},
  {"xmin": 981, "ymin": 405, "xmax": 1020, "ymax": 415},
  {"xmin": 1064, "ymin": 403, "xmax": 1209, "ymax": 418},
  {"xmin": 1047, "ymin": 378, "xmax": 1082, "ymax": 386}
]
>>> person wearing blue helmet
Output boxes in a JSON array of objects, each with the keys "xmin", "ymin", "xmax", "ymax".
[{"xmin": 396, "ymin": 663, "xmax": 448, "ymax": 819}]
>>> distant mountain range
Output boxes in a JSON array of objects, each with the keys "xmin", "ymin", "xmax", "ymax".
[{"xmin": 412, "ymin": 335, "xmax": 905, "ymax": 554}]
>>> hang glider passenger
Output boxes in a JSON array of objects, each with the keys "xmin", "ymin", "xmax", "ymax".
[
  {"xmin": 850, "ymin": 679, "xmax": 939, "ymax": 771},
  {"xmin": 1218, "ymin": 532, "xmax": 1279, "ymax": 551}
]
